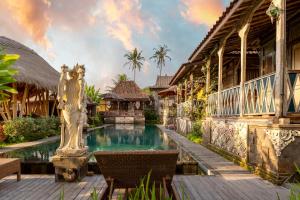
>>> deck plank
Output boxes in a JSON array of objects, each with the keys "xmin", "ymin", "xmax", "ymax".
[
  {"xmin": 0, "ymin": 175, "xmax": 106, "ymax": 200},
  {"xmin": 159, "ymin": 126, "xmax": 290, "ymax": 200}
]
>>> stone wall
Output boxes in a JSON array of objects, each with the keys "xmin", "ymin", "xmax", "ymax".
[
  {"xmin": 202, "ymin": 117, "xmax": 300, "ymax": 182},
  {"xmin": 176, "ymin": 117, "xmax": 192, "ymax": 135},
  {"xmin": 209, "ymin": 119, "xmax": 248, "ymax": 159}
]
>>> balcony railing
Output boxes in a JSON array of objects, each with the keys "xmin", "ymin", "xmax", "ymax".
[
  {"xmin": 286, "ymin": 70, "xmax": 300, "ymax": 113},
  {"xmin": 207, "ymin": 72, "xmax": 277, "ymax": 117},
  {"xmin": 221, "ymin": 85, "xmax": 240, "ymax": 116},
  {"xmin": 207, "ymin": 92, "xmax": 218, "ymax": 116},
  {"xmin": 244, "ymin": 73, "xmax": 276, "ymax": 115}
]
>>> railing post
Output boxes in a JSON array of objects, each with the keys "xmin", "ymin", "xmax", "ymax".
[
  {"xmin": 217, "ymin": 46, "xmax": 225, "ymax": 117},
  {"xmin": 274, "ymin": 0, "xmax": 286, "ymax": 118},
  {"xmin": 238, "ymin": 23, "xmax": 250, "ymax": 117}
]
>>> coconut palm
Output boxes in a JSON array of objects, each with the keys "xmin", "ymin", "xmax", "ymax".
[
  {"xmin": 107, "ymin": 73, "xmax": 129, "ymax": 91},
  {"xmin": 85, "ymin": 85, "xmax": 102, "ymax": 104},
  {"xmin": 150, "ymin": 44, "xmax": 171, "ymax": 76},
  {"xmin": 124, "ymin": 48, "xmax": 145, "ymax": 82},
  {"xmin": 0, "ymin": 48, "xmax": 19, "ymax": 101}
]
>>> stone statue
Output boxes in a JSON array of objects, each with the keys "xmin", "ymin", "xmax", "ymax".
[{"xmin": 56, "ymin": 64, "xmax": 88, "ymax": 157}]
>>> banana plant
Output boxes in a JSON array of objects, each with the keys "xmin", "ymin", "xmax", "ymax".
[{"xmin": 0, "ymin": 49, "xmax": 19, "ymax": 101}]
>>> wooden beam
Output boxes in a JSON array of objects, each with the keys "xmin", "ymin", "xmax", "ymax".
[
  {"xmin": 217, "ymin": 45, "xmax": 225, "ymax": 117},
  {"xmin": 20, "ymin": 84, "xmax": 29, "ymax": 117},
  {"xmin": 274, "ymin": 0, "xmax": 287, "ymax": 118},
  {"xmin": 239, "ymin": 23, "xmax": 250, "ymax": 117},
  {"xmin": 12, "ymin": 83, "xmax": 17, "ymax": 120}
]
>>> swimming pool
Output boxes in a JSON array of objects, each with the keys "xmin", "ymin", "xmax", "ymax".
[{"xmin": 5, "ymin": 124, "xmax": 177, "ymax": 162}]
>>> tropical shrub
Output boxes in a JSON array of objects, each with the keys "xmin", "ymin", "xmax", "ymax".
[
  {"xmin": 289, "ymin": 166, "xmax": 300, "ymax": 200},
  {"xmin": 144, "ymin": 108, "xmax": 160, "ymax": 124},
  {"xmin": 85, "ymin": 85, "xmax": 102, "ymax": 104},
  {"xmin": 3, "ymin": 117, "xmax": 60, "ymax": 143},
  {"xmin": 128, "ymin": 172, "xmax": 172, "ymax": 200},
  {"xmin": 88, "ymin": 113, "xmax": 103, "ymax": 128},
  {"xmin": 187, "ymin": 120, "xmax": 203, "ymax": 144}
]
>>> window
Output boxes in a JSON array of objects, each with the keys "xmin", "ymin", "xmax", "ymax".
[{"xmin": 293, "ymin": 43, "xmax": 300, "ymax": 70}]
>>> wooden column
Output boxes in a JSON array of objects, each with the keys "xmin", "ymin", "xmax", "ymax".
[
  {"xmin": 190, "ymin": 73, "xmax": 194, "ymax": 118},
  {"xmin": 238, "ymin": 23, "xmax": 250, "ymax": 117},
  {"xmin": 206, "ymin": 58, "xmax": 211, "ymax": 94},
  {"xmin": 274, "ymin": 0, "xmax": 286, "ymax": 118},
  {"xmin": 217, "ymin": 46, "xmax": 225, "ymax": 116},
  {"xmin": 184, "ymin": 80, "xmax": 188, "ymax": 102},
  {"xmin": 20, "ymin": 84, "xmax": 29, "ymax": 117},
  {"xmin": 12, "ymin": 83, "xmax": 17, "ymax": 120}
]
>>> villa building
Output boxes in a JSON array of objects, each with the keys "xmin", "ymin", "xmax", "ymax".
[
  {"xmin": 149, "ymin": 75, "xmax": 174, "ymax": 119},
  {"xmin": 170, "ymin": 0, "xmax": 300, "ymax": 183},
  {"xmin": 102, "ymin": 81, "xmax": 149, "ymax": 124},
  {"xmin": 0, "ymin": 36, "xmax": 59, "ymax": 120}
]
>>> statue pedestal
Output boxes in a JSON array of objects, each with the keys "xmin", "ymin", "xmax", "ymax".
[{"xmin": 52, "ymin": 153, "xmax": 91, "ymax": 182}]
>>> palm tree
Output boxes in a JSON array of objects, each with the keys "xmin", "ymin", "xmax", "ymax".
[
  {"xmin": 124, "ymin": 48, "xmax": 145, "ymax": 82},
  {"xmin": 85, "ymin": 85, "xmax": 102, "ymax": 104},
  {"xmin": 150, "ymin": 44, "xmax": 171, "ymax": 76},
  {"xmin": 117, "ymin": 73, "xmax": 128, "ymax": 82},
  {"xmin": 107, "ymin": 73, "xmax": 129, "ymax": 91}
]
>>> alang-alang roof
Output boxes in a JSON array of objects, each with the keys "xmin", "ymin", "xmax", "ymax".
[
  {"xmin": 150, "ymin": 75, "xmax": 173, "ymax": 89},
  {"xmin": 0, "ymin": 36, "xmax": 59, "ymax": 91},
  {"xmin": 112, "ymin": 81, "xmax": 149, "ymax": 101}
]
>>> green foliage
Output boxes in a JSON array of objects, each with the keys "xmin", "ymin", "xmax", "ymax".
[
  {"xmin": 144, "ymin": 108, "xmax": 160, "ymax": 124},
  {"xmin": 0, "ymin": 48, "xmax": 19, "ymax": 101},
  {"xmin": 88, "ymin": 113, "xmax": 103, "ymax": 128},
  {"xmin": 85, "ymin": 85, "xmax": 102, "ymax": 104},
  {"xmin": 3, "ymin": 117, "xmax": 60, "ymax": 143},
  {"xmin": 150, "ymin": 44, "xmax": 171, "ymax": 76},
  {"xmin": 187, "ymin": 120, "xmax": 203, "ymax": 144},
  {"xmin": 289, "ymin": 166, "xmax": 300, "ymax": 200},
  {"xmin": 90, "ymin": 187, "xmax": 99, "ymax": 200},
  {"xmin": 128, "ymin": 172, "xmax": 172, "ymax": 200},
  {"xmin": 59, "ymin": 187, "xmax": 64, "ymax": 200},
  {"xmin": 124, "ymin": 48, "xmax": 145, "ymax": 81}
]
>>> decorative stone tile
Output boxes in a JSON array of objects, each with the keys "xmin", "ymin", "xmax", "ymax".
[
  {"xmin": 265, "ymin": 129, "xmax": 300, "ymax": 157},
  {"xmin": 210, "ymin": 121, "xmax": 248, "ymax": 158}
]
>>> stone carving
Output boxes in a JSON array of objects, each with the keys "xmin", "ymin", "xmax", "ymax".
[
  {"xmin": 211, "ymin": 121, "xmax": 248, "ymax": 158},
  {"xmin": 56, "ymin": 64, "xmax": 88, "ymax": 157},
  {"xmin": 265, "ymin": 129, "xmax": 300, "ymax": 157}
]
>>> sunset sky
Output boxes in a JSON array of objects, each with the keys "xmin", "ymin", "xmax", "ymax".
[{"xmin": 0, "ymin": 0, "xmax": 231, "ymax": 91}]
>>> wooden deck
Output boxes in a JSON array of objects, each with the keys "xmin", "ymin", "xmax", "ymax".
[
  {"xmin": 159, "ymin": 126, "xmax": 290, "ymax": 200},
  {"xmin": 0, "ymin": 175, "xmax": 107, "ymax": 200}
]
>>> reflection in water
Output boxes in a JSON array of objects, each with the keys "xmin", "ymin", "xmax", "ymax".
[
  {"xmin": 87, "ymin": 125, "xmax": 175, "ymax": 152},
  {"xmin": 4, "ymin": 125, "xmax": 176, "ymax": 162}
]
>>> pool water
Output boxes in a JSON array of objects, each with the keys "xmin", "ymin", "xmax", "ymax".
[{"xmin": 5, "ymin": 125, "xmax": 176, "ymax": 162}]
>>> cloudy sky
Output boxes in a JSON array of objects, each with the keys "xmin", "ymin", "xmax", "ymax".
[{"xmin": 0, "ymin": 0, "xmax": 231, "ymax": 91}]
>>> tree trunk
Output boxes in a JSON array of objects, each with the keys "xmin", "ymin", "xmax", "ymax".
[
  {"xmin": 134, "ymin": 69, "xmax": 136, "ymax": 82},
  {"xmin": 160, "ymin": 65, "xmax": 162, "ymax": 76}
]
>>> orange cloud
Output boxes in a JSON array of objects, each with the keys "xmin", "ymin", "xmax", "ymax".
[
  {"xmin": 0, "ymin": 0, "xmax": 52, "ymax": 48},
  {"xmin": 95, "ymin": 0, "xmax": 159, "ymax": 50},
  {"xmin": 180, "ymin": 0, "xmax": 224, "ymax": 27}
]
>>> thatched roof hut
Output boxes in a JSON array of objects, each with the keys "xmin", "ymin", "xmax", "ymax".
[
  {"xmin": 112, "ymin": 81, "xmax": 149, "ymax": 101},
  {"xmin": 0, "ymin": 36, "xmax": 59, "ymax": 91},
  {"xmin": 0, "ymin": 36, "xmax": 60, "ymax": 119}
]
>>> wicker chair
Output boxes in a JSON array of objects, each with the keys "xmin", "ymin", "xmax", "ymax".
[
  {"xmin": 0, "ymin": 158, "xmax": 21, "ymax": 181},
  {"xmin": 94, "ymin": 150, "xmax": 178, "ymax": 200}
]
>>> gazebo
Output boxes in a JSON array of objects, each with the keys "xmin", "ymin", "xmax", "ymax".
[
  {"xmin": 102, "ymin": 81, "xmax": 149, "ymax": 124},
  {"xmin": 0, "ymin": 36, "xmax": 59, "ymax": 120}
]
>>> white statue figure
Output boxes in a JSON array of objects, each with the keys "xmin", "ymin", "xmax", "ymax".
[{"xmin": 56, "ymin": 64, "xmax": 88, "ymax": 156}]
